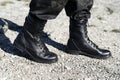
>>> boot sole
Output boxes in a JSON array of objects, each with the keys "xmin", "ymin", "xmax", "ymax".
[
  {"xmin": 14, "ymin": 42, "xmax": 57, "ymax": 64},
  {"xmin": 66, "ymin": 50, "xmax": 111, "ymax": 59}
]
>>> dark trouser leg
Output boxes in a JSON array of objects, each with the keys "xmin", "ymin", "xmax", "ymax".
[
  {"xmin": 29, "ymin": 0, "xmax": 68, "ymax": 20},
  {"xmin": 65, "ymin": 0, "xmax": 111, "ymax": 59},
  {"xmin": 65, "ymin": 0, "xmax": 93, "ymax": 19}
]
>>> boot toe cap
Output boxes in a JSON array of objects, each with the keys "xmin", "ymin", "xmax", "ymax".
[{"xmin": 98, "ymin": 49, "xmax": 112, "ymax": 59}]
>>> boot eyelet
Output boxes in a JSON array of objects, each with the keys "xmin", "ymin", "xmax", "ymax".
[
  {"xmin": 42, "ymin": 50, "xmax": 45, "ymax": 53},
  {"xmin": 40, "ymin": 47, "xmax": 43, "ymax": 49}
]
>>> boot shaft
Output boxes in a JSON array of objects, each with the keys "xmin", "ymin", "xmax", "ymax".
[
  {"xmin": 69, "ymin": 8, "xmax": 91, "ymax": 39},
  {"xmin": 23, "ymin": 14, "xmax": 47, "ymax": 35},
  {"xmin": 69, "ymin": 17, "xmax": 88, "ymax": 40}
]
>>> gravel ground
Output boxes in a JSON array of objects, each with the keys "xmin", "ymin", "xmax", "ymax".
[{"xmin": 0, "ymin": 0, "xmax": 120, "ymax": 80}]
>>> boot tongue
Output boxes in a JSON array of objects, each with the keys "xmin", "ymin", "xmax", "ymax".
[
  {"xmin": 34, "ymin": 32, "xmax": 42, "ymax": 42},
  {"xmin": 34, "ymin": 32, "xmax": 49, "ymax": 51}
]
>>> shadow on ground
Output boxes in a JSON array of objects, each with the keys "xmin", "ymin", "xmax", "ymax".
[{"xmin": 0, "ymin": 18, "xmax": 66, "ymax": 61}]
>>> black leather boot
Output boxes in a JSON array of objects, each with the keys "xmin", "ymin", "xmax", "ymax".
[
  {"xmin": 14, "ymin": 15, "xmax": 58, "ymax": 63},
  {"xmin": 66, "ymin": 14, "xmax": 111, "ymax": 59}
]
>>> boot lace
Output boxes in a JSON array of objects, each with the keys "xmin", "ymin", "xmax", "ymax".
[
  {"xmin": 34, "ymin": 33, "xmax": 48, "ymax": 53},
  {"xmin": 84, "ymin": 24, "xmax": 98, "ymax": 49}
]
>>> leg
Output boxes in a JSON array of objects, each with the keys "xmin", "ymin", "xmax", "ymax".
[
  {"xmin": 30, "ymin": 0, "xmax": 68, "ymax": 20},
  {"xmin": 14, "ymin": 0, "xmax": 68, "ymax": 63},
  {"xmin": 65, "ymin": 0, "xmax": 93, "ymax": 19},
  {"xmin": 65, "ymin": 0, "xmax": 111, "ymax": 59}
]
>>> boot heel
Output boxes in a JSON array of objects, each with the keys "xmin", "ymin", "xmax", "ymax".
[
  {"xmin": 14, "ymin": 42, "xmax": 25, "ymax": 53},
  {"xmin": 66, "ymin": 50, "xmax": 80, "ymax": 55}
]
